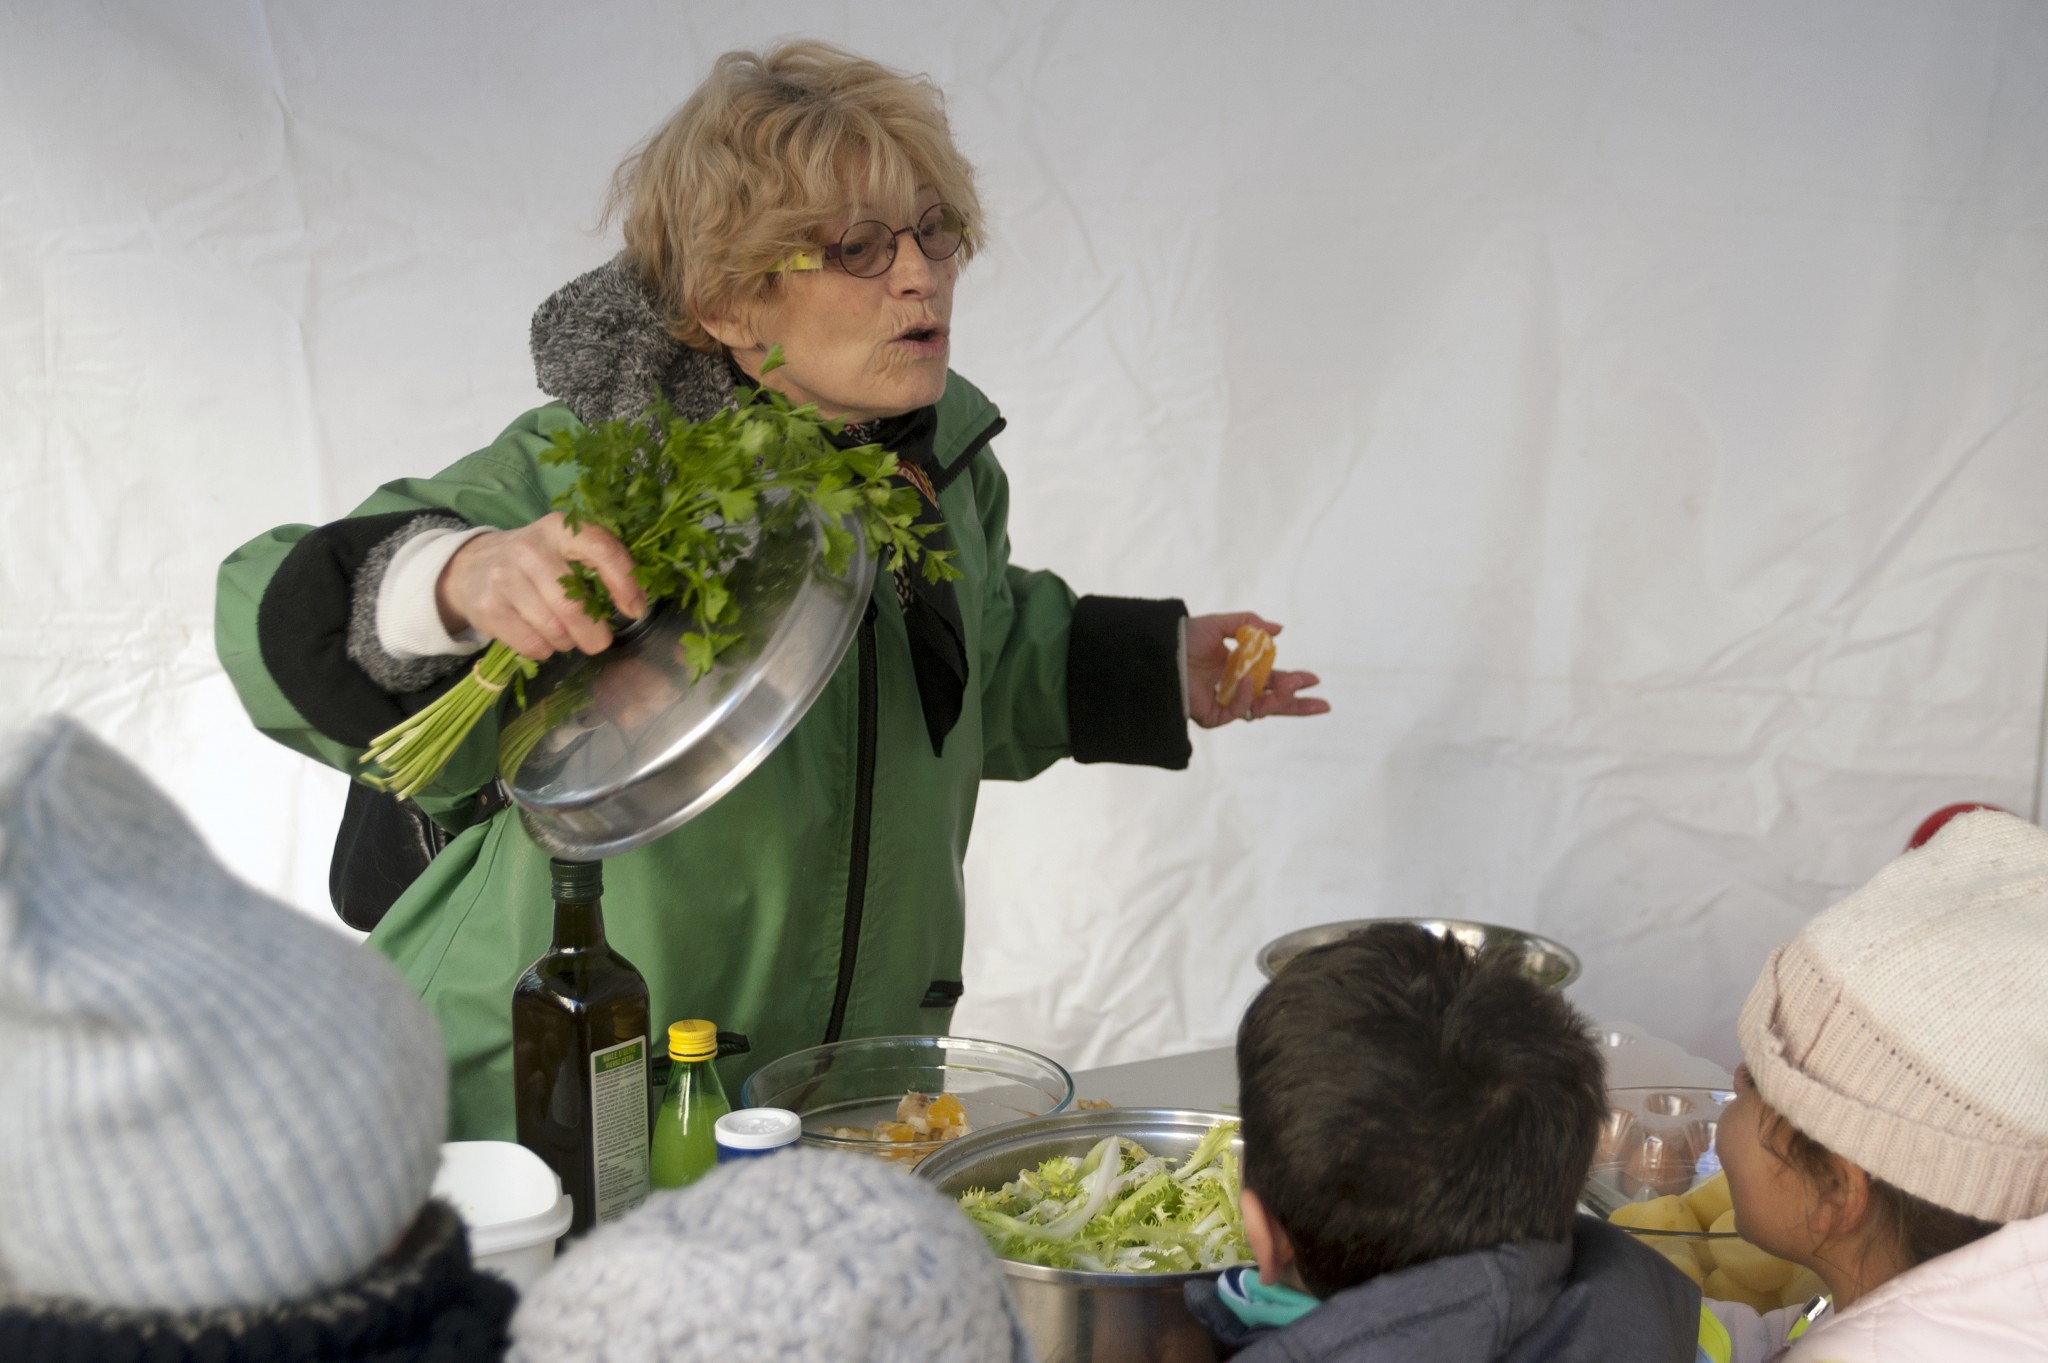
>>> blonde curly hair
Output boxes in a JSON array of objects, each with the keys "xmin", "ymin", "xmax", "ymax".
[{"xmin": 609, "ymin": 41, "xmax": 983, "ymax": 354}]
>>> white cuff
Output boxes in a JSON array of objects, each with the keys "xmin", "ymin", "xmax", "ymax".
[
  {"xmin": 1178, "ymin": 616, "xmax": 1190, "ymax": 720},
  {"xmin": 378, "ymin": 526, "xmax": 493, "ymax": 659}
]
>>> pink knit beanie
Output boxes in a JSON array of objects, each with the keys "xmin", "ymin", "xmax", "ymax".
[{"xmin": 1737, "ymin": 809, "xmax": 2048, "ymax": 1223}]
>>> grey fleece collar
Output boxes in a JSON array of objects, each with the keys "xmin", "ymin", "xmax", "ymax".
[{"xmin": 530, "ymin": 254, "xmax": 736, "ymax": 426}]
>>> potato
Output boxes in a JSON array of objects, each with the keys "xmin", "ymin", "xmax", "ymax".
[
  {"xmin": 1682, "ymin": 1171, "xmax": 1733, "ymax": 1230},
  {"xmin": 1706, "ymin": 1210, "xmax": 1795, "ymax": 1292},
  {"xmin": 1609, "ymin": 1195, "xmax": 1703, "ymax": 1235},
  {"xmin": 1647, "ymin": 1238, "xmax": 1705, "ymax": 1287},
  {"xmin": 1779, "ymin": 1266, "xmax": 1827, "ymax": 1308},
  {"xmin": 1704, "ymin": 1267, "xmax": 1781, "ymax": 1313}
]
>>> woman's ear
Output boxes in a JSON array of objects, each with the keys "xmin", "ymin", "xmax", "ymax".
[
  {"xmin": 696, "ymin": 300, "xmax": 762, "ymax": 354},
  {"xmin": 1240, "ymin": 1187, "xmax": 1299, "ymax": 1288}
]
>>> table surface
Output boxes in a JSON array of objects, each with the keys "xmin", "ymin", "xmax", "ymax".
[{"xmin": 1067, "ymin": 1020, "xmax": 1732, "ymax": 1112}]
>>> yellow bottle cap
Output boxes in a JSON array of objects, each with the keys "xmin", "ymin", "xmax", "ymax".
[{"xmin": 668, "ymin": 1019, "xmax": 718, "ymax": 1061}]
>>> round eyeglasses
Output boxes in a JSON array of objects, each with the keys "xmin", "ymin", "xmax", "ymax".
[{"xmin": 779, "ymin": 203, "xmax": 966, "ymax": 279}]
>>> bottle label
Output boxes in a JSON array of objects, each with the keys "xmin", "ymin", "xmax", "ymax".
[{"xmin": 588, "ymin": 1036, "xmax": 650, "ymax": 1224}]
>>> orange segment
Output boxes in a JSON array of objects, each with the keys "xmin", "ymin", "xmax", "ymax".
[{"xmin": 1215, "ymin": 625, "xmax": 1277, "ymax": 706}]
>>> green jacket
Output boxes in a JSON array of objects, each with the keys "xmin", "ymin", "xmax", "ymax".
[{"xmin": 215, "ymin": 257, "xmax": 1188, "ymax": 1139}]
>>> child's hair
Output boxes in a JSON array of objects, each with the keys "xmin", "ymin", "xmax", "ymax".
[
  {"xmin": 1237, "ymin": 923, "xmax": 1604, "ymax": 1296},
  {"xmin": 1758, "ymin": 1105, "xmax": 2001, "ymax": 1270}
]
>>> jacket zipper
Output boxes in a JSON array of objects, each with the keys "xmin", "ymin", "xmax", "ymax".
[
  {"xmin": 824, "ymin": 599, "xmax": 880, "ymax": 1043},
  {"xmin": 821, "ymin": 413, "xmax": 999, "ymax": 1043}
]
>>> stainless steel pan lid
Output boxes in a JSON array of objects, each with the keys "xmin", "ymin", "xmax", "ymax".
[{"xmin": 505, "ymin": 509, "xmax": 877, "ymax": 860}]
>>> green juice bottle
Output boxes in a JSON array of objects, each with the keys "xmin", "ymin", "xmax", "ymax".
[{"xmin": 650, "ymin": 1019, "xmax": 730, "ymax": 1189}]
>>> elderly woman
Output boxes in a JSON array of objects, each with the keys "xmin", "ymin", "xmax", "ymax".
[{"xmin": 216, "ymin": 41, "xmax": 1325, "ymax": 1144}]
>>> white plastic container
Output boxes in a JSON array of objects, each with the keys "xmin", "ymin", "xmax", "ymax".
[
  {"xmin": 432, "ymin": 1140, "xmax": 574, "ymax": 1291},
  {"xmin": 714, "ymin": 1106, "xmax": 802, "ymax": 1162}
]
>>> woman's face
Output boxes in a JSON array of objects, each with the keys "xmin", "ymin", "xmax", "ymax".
[
  {"xmin": 717, "ymin": 196, "xmax": 957, "ymax": 424},
  {"xmin": 1715, "ymin": 1063, "xmax": 1822, "ymax": 1265}
]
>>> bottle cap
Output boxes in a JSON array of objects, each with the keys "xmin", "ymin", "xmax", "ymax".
[
  {"xmin": 549, "ymin": 857, "xmax": 602, "ymax": 901},
  {"xmin": 715, "ymin": 1107, "xmax": 803, "ymax": 1151},
  {"xmin": 667, "ymin": 1019, "xmax": 718, "ymax": 1061}
]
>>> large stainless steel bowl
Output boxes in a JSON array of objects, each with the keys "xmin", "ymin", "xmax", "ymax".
[
  {"xmin": 505, "ymin": 508, "xmax": 876, "ymax": 859},
  {"xmin": 915, "ymin": 1108, "xmax": 1242, "ymax": 1363},
  {"xmin": 1255, "ymin": 917, "xmax": 1581, "ymax": 987}
]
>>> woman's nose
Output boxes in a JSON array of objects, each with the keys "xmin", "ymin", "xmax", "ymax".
[{"xmin": 886, "ymin": 237, "xmax": 939, "ymax": 295}]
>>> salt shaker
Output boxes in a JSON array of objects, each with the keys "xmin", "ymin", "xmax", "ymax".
[{"xmin": 714, "ymin": 1107, "xmax": 803, "ymax": 1163}]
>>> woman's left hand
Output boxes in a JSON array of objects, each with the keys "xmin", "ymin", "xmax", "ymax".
[{"xmin": 1186, "ymin": 612, "xmax": 1330, "ymax": 728}]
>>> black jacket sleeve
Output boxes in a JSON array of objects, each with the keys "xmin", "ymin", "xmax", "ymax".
[
  {"xmin": 1066, "ymin": 595, "xmax": 1191, "ymax": 769},
  {"xmin": 256, "ymin": 511, "xmax": 471, "ymax": 748}
]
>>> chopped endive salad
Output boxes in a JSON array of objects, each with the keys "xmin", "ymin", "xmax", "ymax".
[{"xmin": 955, "ymin": 1120, "xmax": 1250, "ymax": 1273}]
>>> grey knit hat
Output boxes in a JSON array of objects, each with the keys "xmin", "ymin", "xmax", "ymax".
[
  {"xmin": 1738, "ymin": 808, "xmax": 2048, "ymax": 1223},
  {"xmin": 510, "ymin": 1148, "xmax": 1038, "ymax": 1363},
  {"xmin": 0, "ymin": 716, "xmax": 450, "ymax": 1310}
]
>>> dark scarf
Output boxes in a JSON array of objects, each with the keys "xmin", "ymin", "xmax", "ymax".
[
  {"xmin": 838, "ymin": 404, "xmax": 968, "ymax": 756},
  {"xmin": 736, "ymin": 359, "xmax": 968, "ymax": 757},
  {"xmin": 0, "ymin": 1202, "xmax": 516, "ymax": 1363}
]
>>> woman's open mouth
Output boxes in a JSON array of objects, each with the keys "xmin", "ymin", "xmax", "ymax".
[{"xmin": 893, "ymin": 323, "xmax": 949, "ymax": 357}]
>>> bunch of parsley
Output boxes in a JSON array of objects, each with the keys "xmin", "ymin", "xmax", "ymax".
[{"xmin": 362, "ymin": 348, "xmax": 958, "ymax": 800}]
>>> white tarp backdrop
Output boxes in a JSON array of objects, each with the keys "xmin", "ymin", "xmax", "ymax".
[{"xmin": 5, "ymin": 1, "xmax": 2046, "ymax": 1074}]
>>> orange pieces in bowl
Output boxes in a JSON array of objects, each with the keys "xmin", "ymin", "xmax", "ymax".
[
  {"xmin": 878, "ymin": 1091, "xmax": 972, "ymax": 1143},
  {"xmin": 821, "ymin": 1090, "xmax": 975, "ymax": 1165}
]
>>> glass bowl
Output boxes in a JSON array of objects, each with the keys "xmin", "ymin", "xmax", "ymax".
[
  {"xmin": 1255, "ymin": 917, "xmax": 1580, "ymax": 987},
  {"xmin": 740, "ymin": 1034, "xmax": 1073, "ymax": 1167},
  {"xmin": 1587, "ymin": 1085, "xmax": 1732, "ymax": 1209},
  {"xmin": 1586, "ymin": 1086, "xmax": 1824, "ymax": 1311}
]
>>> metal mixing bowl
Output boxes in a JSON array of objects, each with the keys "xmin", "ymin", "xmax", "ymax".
[
  {"xmin": 916, "ymin": 1108, "xmax": 1242, "ymax": 1363},
  {"xmin": 507, "ymin": 506, "xmax": 876, "ymax": 860},
  {"xmin": 1255, "ymin": 917, "xmax": 1581, "ymax": 987}
]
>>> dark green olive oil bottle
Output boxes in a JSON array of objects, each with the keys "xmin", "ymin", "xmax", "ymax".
[{"xmin": 512, "ymin": 858, "xmax": 650, "ymax": 1235}]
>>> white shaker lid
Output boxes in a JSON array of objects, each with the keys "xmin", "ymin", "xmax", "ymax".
[{"xmin": 715, "ymin": 1107, "xmax": 803, "ymax": 1150}]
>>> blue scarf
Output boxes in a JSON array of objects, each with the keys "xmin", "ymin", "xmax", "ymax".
[{"xmin": 1217, "ymin": 1263, "xmax": 1321, "ymax": 1330}]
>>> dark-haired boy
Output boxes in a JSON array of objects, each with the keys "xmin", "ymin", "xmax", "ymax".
[{"xmin": 1186, "ymin": 924, "xmax": 1701, "ymax": 1362}]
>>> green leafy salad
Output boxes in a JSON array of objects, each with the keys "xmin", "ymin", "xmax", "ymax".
[{"xmin": 955, "ymin": 1120, "xmax": 1249, "ymax": 1274}]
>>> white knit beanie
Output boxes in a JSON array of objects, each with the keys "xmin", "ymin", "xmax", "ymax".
[
  {"xmin": 510, "ymin": 1148, "xmax": 1037, "ymax": 1363},
  {"xmin": 1738, "ymin": 808, "xmax": 2048, "ymax": 1223},
  {"xmin": 0, "ymin": 716, "xmax": 450, "ymax": 1310}
]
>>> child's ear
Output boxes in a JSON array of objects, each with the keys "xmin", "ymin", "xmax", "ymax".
[
  {"xmin": 1240, "ymin": 1187, "xmax": 1299, "ymax": 1287},
  {"xmin": 1808, "ymin": 1152, "xmax": 1876, "ymax": 1239}
]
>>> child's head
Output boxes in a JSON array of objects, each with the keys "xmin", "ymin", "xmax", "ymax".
[
  {"xmin": 509, "ymin": 1148, "xmax": 1033, "ymax": 1363},
  {"xmin": 1236, "ymin": 923, "xmax": 1604, "ymax": 1296},
  {"xmin": 0, "ymin": 717, "xmax": 450, "ymax": 1310},
  {"xmin": 1720, "ymin": 809, "xmax": 2048, "ymax": 1301}
]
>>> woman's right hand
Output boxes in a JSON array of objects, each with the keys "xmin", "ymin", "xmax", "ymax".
[{"xmin": 435, "ymin": 513, "xmax": 646, "ymax": 660}]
